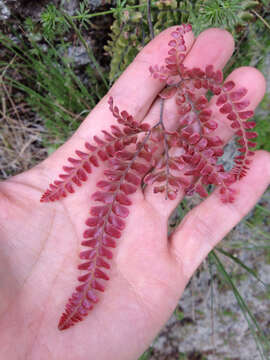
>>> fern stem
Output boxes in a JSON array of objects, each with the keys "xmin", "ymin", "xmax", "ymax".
[
  {"xmin": 147, "ymin": 0, "xmax": 154, "ymax": 40},
  {"xmin": 207, "ymin": 256, "xmax": 216, "ymax": 352},
  {"xmin": 251, "ymin": 10, "xmax": 270, "ymax": 32},
  {"xmin": 72, "ymin": 4, "xmax": 147, "ymax": 20},
  {"xmin": 159, "ymin": 99, "xmax": 170, "ymax": 199}
]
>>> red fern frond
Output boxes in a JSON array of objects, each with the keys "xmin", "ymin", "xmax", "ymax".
[
  {"xmin": 58, "ymin": 133, "xmax": 153, "ymax": 330},
  {"xmin": 39, "ymin": 24, "xmax": 261, "ymax": 330}
]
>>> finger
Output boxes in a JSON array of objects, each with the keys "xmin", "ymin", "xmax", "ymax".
[
  {"xmin": 105, "ymin": 26, "xmax": 194, "ymax": 121},
  {"xmin": 208, "ymin": 66, "xmax": 266, "ymax": 141},
  {"xmin": 142, "ymin": 67, "xmax": 265, "ymax": 225},
  {"xmin": 150, "ymin": 66, "xmax": 264, "ymax": 216},
  {"xmin": 144, "ymin": 28, "xmax": 235, "ymax": 217},
  {"xmin": 34, "ymin": 26, "xmax": 194, "ymax": 181},
  {"xmin": 73, "ymin": 26, "xmax": 194, "ymax": 139},
  {"xmin": 169, "ymin": 150, "xmax": 270, "ymax": 280},
  {"xmin": 142, "ymin": 28, "xmax": 236, "ymax": 131},
  {"xmin": 184, "ymin": 27, "xmax": 234, "ymax": 69}
]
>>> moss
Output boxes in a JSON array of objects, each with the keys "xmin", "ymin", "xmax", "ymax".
[
  {"xmin": 178, "ymin": 353, "xmax": 188, "ymax": 360},
  {"xmin": 220, "ymin": 308, "xmax": 239, "ymax": 321},
  {"xmin": 175, "ymin": 307, "xmax": 185, "ymax": 321},
  {"xmin": 195, "ymin": 309, "xmax": 206, "ymax": 319},
  {"xmin": 138, "ymin": 348, "xmax": 153, "ymax": 360}
]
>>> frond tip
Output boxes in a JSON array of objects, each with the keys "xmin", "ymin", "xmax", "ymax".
[{"xmin": 57, "ymin": 112, "xmax": 152, "ymax": 330}]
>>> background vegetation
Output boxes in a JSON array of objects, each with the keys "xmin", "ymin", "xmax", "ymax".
[{"xmin": 0, "ymin": 0, "xmax": 270, "ymax": 359}]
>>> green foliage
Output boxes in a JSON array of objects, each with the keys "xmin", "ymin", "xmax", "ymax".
[
  {"xmin": 75, "ymin": 0, "xmax": 93, "ymax": 28},
  {"xmin": 39, "ymin": 1, "xmax": 98, "ymax": 41},
  {"xmin": 138, "ymin": 348, "xmax": 152, "ymax": 360},
  {"xmin": 40, "ymin": 4, "xmax": 70, "ymax": 41},
  {"xmin": 256, "ymin": 122, "xmax": 270, "ymax": 150},
  {"xmin": 193, "ymin": 0, "xmax": 258, "ymax": 31},
  {"xmin": 178, "ymin": 353, "xmax": 188, "ymax": 360},
  {"xmin": 210, "ymin": 251, "xmax": 270, "ymax": 360},
  {"xmin": 9, "ymin": 42, "xmax": 97, "ymax": 146},
  {"xmin": 0, "ymin": 4, "xmax": 108, "ymax": 149},
  {"xmin": 229, "ymin": 11, "xmax": 270, "ymax": 71},
  {"xmin": 105, "ymin": 0, "xmax": 186, "ymax": 82},
  {"xmin": 175, "ymin": 307, "xmax": 185, "ymax": 321},
  {"xmin": 216, "ymin": 247, "xmax": 267, "ymax": 287},
  {"xmin": 224, "ymin": 9, "xmax": 270, "ymax": 152},
  {"xmin": 7, "ymin": 0, "xmax": 269, "ymax": 152},
  {"xmin": 254, "ymin": 89, "xmax": 270, "ymax": 154},
  {"xmin": 105, "ymin": 0, "xmax": 260, "ymax": 82},
  {"xmin": 250, "ymin": 202, "xmax": 270, "ymax": 226}
]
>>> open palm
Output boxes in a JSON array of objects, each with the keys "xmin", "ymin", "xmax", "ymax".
[{"xmin": 0, "ymin": 27, "xmax": 269, "ymax": 360}]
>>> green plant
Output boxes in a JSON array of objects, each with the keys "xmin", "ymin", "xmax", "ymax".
[
  {"xmin": 40, "ymin": 3, "xmax": 70, "ymax": 40},
  {"xmin": 175, "ymin": 306, "xmax": 185, "ymax": 321},
  {"xmin": 210, "ymin": 250, "xmax": 270, "ymax": 359},
  {"xmin": 105, "ymin": 0, "xmax": 261, "ymax": 82},
  {"xmin": 0, "ymin": 4, "xmax": 109, "ymax": 149},
  {"xmin": 178, "ymin": 353, "xmax": 188, "ymax": 360},
  {"xmin": 138, "ymin": 348, "xmax": 153, "ymax": 360}
]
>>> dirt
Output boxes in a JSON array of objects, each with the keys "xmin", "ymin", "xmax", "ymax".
[{"xmin": 148, "ymin": 220, "xmax": 270, "ymax": 359}]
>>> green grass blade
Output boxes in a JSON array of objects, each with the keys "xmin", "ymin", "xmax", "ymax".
[
  {"xmin": 62, "ymin": 12, "xmax": 109, "ymax": 90},
  {"xmin": 216, "ymin": 248, "xmax": 269, "ymax": 288},
  {"xmin": 255, "ymin": 204, "xmax": 270, "ymax": 215},
  {"xmin": 210, "ymin": 251, "xmax": 270, "ymax": 360},
  {"xmin": 246, "ymin": 221, "xmax": 270, "ymax": 240},
  {"xmin": 229, "ymin": 244, "xmax": 270, "ymax": 250}
]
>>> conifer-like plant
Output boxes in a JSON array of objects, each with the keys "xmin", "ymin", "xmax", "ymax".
[{"xmin": 41, "ymin": 24, "xmax": 258, "ymax": 330}]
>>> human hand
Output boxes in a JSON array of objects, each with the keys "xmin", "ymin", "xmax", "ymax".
[{"xmin": 0, "ymin": 27, "xmax": 269, "ymax": 360}]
